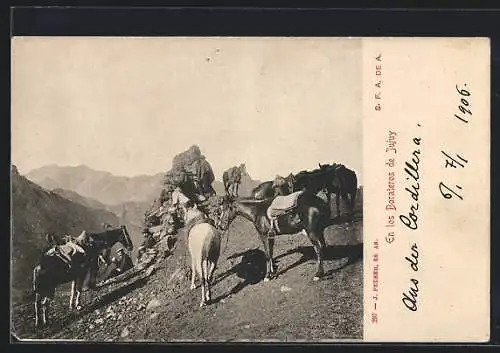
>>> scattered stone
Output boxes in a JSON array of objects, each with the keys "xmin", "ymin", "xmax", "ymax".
[
  {"xmin": 150, "ymin": 313, "xmax": 159, "ymax": 320},
  {"xmin": 145, "ymin": 265, "xmax": 156, "ymax": 277},
  {"xmin": 89, "ymin": 324, "xmax": 95, "ymax": 330},
  {"xmin": 244, "ymin": 325, "xmax": 250, "ymax": 329},
  {"xmin": 280, "ymin": 285, "xmax": 292, "ymax": 293},
  {"xmin": 118, "ymin": 314, "xmax": 123, "ymax": 320},
  {"xmin": 121, "ymin": 327, "xmax": 130, "ymax": 338},
  {"xmin": 95, "ymin": 318, "xmax": 104, "ymax": 325},
  {"xmin": 146, "ymin": 298, "xmax": 161, "ymax": 311},
  {"xmin": 95, "ymin": 310, "xmax": 101, "ymax": 315},
  {"xmin": 106, "ymin": 306, "xmax": 114, "ymax": 313},
  {"xmin": 137, "ymin": 304, "xmax": 146, "ymax": 311}
]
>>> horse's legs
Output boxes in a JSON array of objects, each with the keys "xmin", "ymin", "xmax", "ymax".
[
  {"xmin": 34, "ymin": 293, "xmax": 40, "ymax": 327},
  {"xmin": 325, "ymin": 189, "xmax": 333, "ymax": 218},
  {"xmin": 69, "ymin": 281, "xmax": 75, "ymax": 310},
  {"xmin": 200, "ymin": 260, "xmax": 208, "ymax": 307},
  {"xmin": 205, "ymin": 266, "xmax": 212, "ymax": 304},
  {"xmin": 208, "ymin": 260, "xmax": 217, "ymax": 283},
  {"xmin": 268, "ymin": 237, "xmax": 276, "ymax": 275},
  {"xmin": 261, "ymin": 234, "xmax": 274, "ymax": 282},
  {"xmin": 75, "ymin": 289, "xmax": 82, "ymax": 310},
  {"xmin": 305, "ymin": 229, "xmax": 325, "ymax": 281},
  {"xmin": 235, "ymin": 183, "xmax": 239, "ymax": 198},
  {"xmin": 41, "ymin": 297, "xmax": 49, "ymax": 325},
  {"xmin": 336, "ymin": 193, "xmax": 341, "ymax": 218},
  {"xmin": 349, "ymin": 191, "xmax": 357, "ymax": 217},
  {"xmin": 190, "ymin": 256, "xmax": 197, "ymax": 290},
  {"xmin": 73, "ymin": 278, "xmax": 83, "ymax": 310}
]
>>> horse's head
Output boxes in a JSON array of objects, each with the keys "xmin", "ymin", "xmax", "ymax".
[
  {"xmin": 284, "ymin": 173, "xmax": 296, "ymax": 192},
  {"xmin": 74, "ymin": 230, "xmax": 94, "ymax": 249},
  {"xmin": 272, "ymin": 175, "xmax": 291, "ymax": 196},
  {"xmin": 215, "ymin": 196, "xmax": 238, "ymax": 230}
]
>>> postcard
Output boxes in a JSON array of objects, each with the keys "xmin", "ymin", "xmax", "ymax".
[{"xmin": 10, "ymin": 37, "xmax": 490, "ymax": 342}]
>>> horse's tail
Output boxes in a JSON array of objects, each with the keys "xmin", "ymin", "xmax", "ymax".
[{"xmin": 202, "ymin": 227, "xmax": 221, "ymax": 285}]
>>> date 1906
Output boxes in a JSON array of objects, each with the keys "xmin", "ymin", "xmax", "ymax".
[{"xmin": 454, "ymin": 84, "xmax": 471, "ymax": 124}]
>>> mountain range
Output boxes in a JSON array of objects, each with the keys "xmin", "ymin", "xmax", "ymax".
[
  {"xmin": 27, "ymin": 163, "xmax": 262, "ymax": 206},
  {"xmin": 27, "ymin": 164, "xmax": 165, "ymax": 206}
]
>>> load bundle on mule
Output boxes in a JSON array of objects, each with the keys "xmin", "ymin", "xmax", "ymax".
[{"xmin": 33, "ymin": 226, "xmax": 133, "ymax": 327}]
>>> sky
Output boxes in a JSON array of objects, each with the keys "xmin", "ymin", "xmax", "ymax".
[{"xmin": 12, "ymin": 37, "xmax": 362, "ymax": 183}]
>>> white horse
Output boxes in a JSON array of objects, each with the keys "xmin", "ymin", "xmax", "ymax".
[{"xmin": 184, "ymin": 203, "xmax": 222, "ymax": 307}]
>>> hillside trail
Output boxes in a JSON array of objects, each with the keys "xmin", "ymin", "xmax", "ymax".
[{"xmin": 28, "ymin": 214, "xmax": 363, "ymax": 342}]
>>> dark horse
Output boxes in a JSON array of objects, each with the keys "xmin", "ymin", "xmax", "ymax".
[
  {"xmin": 250, "ymin": 176, "xmax": 293, "ymax": 200},
  {"xmin": 218, "ymin": 191, "xmax": 331, "ymax": 282},
  {"xmin": 318, "ymin": 163, "xmax": 358, "ymax": 218},
  {"xmin": 33, "ymin": 226, "xmax": 133, "ymax": 327},
  {"xmin": 251, "ymin": 181, "xmax": 275, "ymax": 199},
  {"xmin": 289, "ymin": 169, "xmax": 330, "ymax": 195},
  {"xmin": 223, "ymin": 164, "xmax": 246, "ymax": 198},
  {"xmin": 287, "ymin": 164, "xmax": 358, "ymax": 218}
]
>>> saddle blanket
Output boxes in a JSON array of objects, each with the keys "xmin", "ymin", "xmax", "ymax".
[
  {"xmin": 185, "ymin": 214, "xmax": 214, "ymax": 239},
  {"xmin": 46, "ymin": 242, "xmax": 85, "ymax": 268},
  {"xmin": 268, "ymin": 190, "xmax": 304, "ymax": 218}
]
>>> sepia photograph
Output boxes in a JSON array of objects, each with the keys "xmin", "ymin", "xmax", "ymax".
[{"xmin": 11, "ymin": 37, "xmax": 363, "ymax": 341}]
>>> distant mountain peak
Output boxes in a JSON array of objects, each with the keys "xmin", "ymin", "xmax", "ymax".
[{"xmin": 26, "ymin": 164, "xmax": 164, "ymax": 206}]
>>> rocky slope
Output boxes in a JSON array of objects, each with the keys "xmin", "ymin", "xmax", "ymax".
[
  {"xmin": 13, "ymin": 190, "xmax": 364, "ymax": 342},
  {"xmin": 10, "ymin": 165, "xmax": 122, "ymax": 304}
]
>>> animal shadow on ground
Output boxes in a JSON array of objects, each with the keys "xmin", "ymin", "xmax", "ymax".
[
  {"xmin": 212, "ymin": 249, "xmax": 267, "ymax": 304},
  {"xmin": 32, "ymin": 277, "xmax": 149, "ymax": 339},
  {"xmin": 274, "ymin": 243, "xmax": 363, "ymax": 279}
]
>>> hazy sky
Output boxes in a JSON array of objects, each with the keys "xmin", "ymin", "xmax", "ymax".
[{"xmin": 12, "ymin": 37, "xmax": 362, "ymax": 183}]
